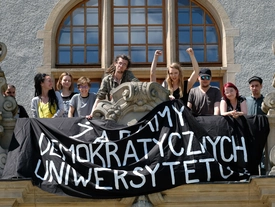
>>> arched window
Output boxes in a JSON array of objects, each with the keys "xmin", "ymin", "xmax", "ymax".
[
  {"xmin": 55, "ymin": 0, "xmax": 220, "ymax": 68},
  {"xmin": 51, "ymin": 0, "xmax": 226, "ymax": 89},
  {"xmin": 56, "ymin": 1, "xmax": 101, "ymax": 66},
  {"xmin": 112, "ymin": 0, "xmax": 165, "ymax": 65},
  {"xmin": 177, "ymin": 0, "xmax": 221, "ymax": 66}
]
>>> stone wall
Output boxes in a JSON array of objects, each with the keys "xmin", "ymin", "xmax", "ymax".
[{"xmin": 0, "ymin": 0, "xmax": 274, "ymax": 115}]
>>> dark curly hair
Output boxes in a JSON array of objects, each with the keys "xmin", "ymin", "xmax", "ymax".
[{"xmin": 34, "ymin": 73, "xmax": 59, "ymax": 114}]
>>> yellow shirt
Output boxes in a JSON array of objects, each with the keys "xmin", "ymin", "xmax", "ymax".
[{"xmin": 38, "ymin": 102, "xmax": 57, "ymax": 118}]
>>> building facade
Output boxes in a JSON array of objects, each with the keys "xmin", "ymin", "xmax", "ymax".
[{"xmin": 0, "ymin": 0, "xmax": 274, "ymax": 115}]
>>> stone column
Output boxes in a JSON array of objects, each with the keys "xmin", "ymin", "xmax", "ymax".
[
  {"xmin": 0, "ymin": 42, "xmax": 17, "ymax": 176},
  {"xmin": 267, "ymin": 116, "xmax": 275, "ymax": 174}
]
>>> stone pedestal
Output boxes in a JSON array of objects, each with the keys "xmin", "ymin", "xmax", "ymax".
[{"xmin": 0, "ymin": 42, "xmax": 17, "ymax": 176}]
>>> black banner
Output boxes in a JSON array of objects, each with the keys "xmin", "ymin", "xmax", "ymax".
[{"xmin": 2, "ymin": 100, "xmax": 269, "ymax": 199}]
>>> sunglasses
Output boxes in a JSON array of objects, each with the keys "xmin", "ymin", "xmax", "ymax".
[{"xmin": 201, "ymin": 76, "xmax": 211, "ymax": 80}]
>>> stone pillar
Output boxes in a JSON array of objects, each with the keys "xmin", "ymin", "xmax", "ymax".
[
  {"xmin": 267, "ymin": 116, "xmax": 275, "ymax": 174},
  {"xmin": 0, "ymin": 42, "xmax": 17, "ymax": 176}
]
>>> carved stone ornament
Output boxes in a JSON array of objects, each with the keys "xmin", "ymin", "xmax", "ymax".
[
  {"xmin": 262, "ymin": 67, "xmax": 275, "ymax": 115},
  {"xmin": 0, "ymin": 42, "xmax": 7, "ymax": 62},
  {"xmin": 262, "ymin": 90, "xmax": 275, "ymax": 115},
  {"xmin": 92, "ymin": 82, "xmax": 170, "ymax": 126},
  {"xmin": 266, "ymin": 44, "xmax": 275, "ymax": 175},
  {"xmin": 261, "ymin": 42, "xmax": 275, "ymax": 115},
  {"xmin": 0, "ymin": 42, "xmax": 17, "ymax": 176}
]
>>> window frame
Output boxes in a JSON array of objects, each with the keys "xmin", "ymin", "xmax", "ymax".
[
  {"xmin": 176, "ymin": 0, "xmax": 222, "ymax": 67},
  {"xmin": 111, "ymin": 0, "xmax": 167, "ymax": 67},
  {"xmin": 55, "ymin": 1, "xmax": 102, "ymax": 67}
]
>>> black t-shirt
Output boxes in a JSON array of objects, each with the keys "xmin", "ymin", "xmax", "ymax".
[
  {"xmin": 225, "ymin": 96, "xmax": 246, "ymax": 112},
  {"xmin": 162, "ymin": 80, "xmax": 189, "ymax": 106}
]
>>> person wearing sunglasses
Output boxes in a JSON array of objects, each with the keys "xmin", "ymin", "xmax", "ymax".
[
  {"xmin": 187, "ymin": 68, "xmax": 221, "ymax": 116},
  {"xmin": 68, "ymin": 76, "xmax": 96, "ymax": 117}
]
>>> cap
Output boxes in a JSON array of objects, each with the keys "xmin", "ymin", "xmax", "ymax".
[
  {"xmin": 248, "ymin": 76, "xmax": 262, "ymax": 84},
  {"xmin": 199, "ymin": 68, "xmax": 211, "ymax": 77}
]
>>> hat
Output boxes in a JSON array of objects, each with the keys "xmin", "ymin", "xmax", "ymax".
[
  {"xmin": 199, "ymin": 68, "xmax": 211, "ymax": 77},
  {"xmin": 248, "ymin": 76, "xmax": 262, "ymax": 84}
]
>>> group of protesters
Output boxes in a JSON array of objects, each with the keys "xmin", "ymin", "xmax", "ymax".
[
  {"xmin": 3, "ymin": 48, "xmax": 267, "ymax": 176},
  {"xmin": 5, "ymin": 48, "xmax": 266, "ymax": 119}
]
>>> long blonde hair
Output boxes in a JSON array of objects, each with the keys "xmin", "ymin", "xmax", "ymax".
[{"xmin": 165, "ymin": 62, "xmax": 184, "ymax": 98}]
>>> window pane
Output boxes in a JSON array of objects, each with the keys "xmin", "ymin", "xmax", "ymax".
[
  {"xmin": 148, "ymin": 26, "xmax": 162, "ymax": 44},
  {"xmin": 114, "ymin": 27, "xmax": 128, "ymax": 44},
  {"xmin": 131, "ymin": 46, "xmax": 146, "ymax": 62},
  {"xmin": 59, "ymin": 27, "xmax": 70, "ymax": 44},
  {"xmin": 179, "ymin": 45, "xmax": 190, "ymax": 62},
  {"xmin": 178, "ymin": 0, "xmax": 190, "ymax": 6},
  {"xmin": 207, "ymin": 45, "xmax": 218, "ymax": 62},
  {"xmin": 63, "ymin": 16, "xmax": 71, "ymax": 26},
  {"xmin": 86, "ymin": 0, "xmax": 98, "ymax": 6},
  {"xmin": 131, "ymin": 27, "xmax": 146, "ymax": 44},
  {"xmin": 87, "ymin": 27, "xmax": 98, "ymax": 44},
  {"xmin": 205, "ymin": 14, "xmax": 213, "ymax": 24},
  {"xmin": 178, "ymin": 26, "xmax": 190, "ymax": 43},
  {"xmin": 57, "ymin": 1, "xmax": 100, "ymax": 65},
  {"xmin": 178, "ymin": 8, "xmax": 189, "ymax": 24},
  {"xmin": 206, "ymin": 26, "xmax": 217, "ymax": 43},
  {"xmin": 73, "ymin": 27, "xmax": 84, "ymax": 44},
  {"xmin": 90, "ymin": 82, "xmax": 100, "ymax": 93},
  {"xmin": 112, "ymin": 0, "xmax": 165, "ymax": 64},
  {"xmin": 131, "ymin": 8, "xmax": 145, "ymax": 24},
  {"xmin": 114, "ymin": 0, "xmax": 128, "ymax": 6},
  {"xmin": 72, "ymin": 8, "xmax": 84, "ymax": 25},
  {"xmin": 59, "ymin": 46, "xmax": 70, "ymax": 64},
  {"xmin": 148, "ymin": 0, "xmax": 162, "ymax": 6},
  {"xmin": 148, "ymin": 8, "xmax": 162, "ymax": 24},
  {"xmin": 192, "ymin": 8, "xmax": 203, "ymax": 24},
  {"xmin": 72, "ymin": 46, "xmax": 84, "ymax": 63},
  {"xmin": 114, "ymin": 46, "xmax": 129, "ymax": 58},
  {"xmin": 87, "ymin": 46, "xmax": 99, "ymax": 63},
  {"xmin": 192, "ymin": 26, "xmax": 204, "ymax": 43},
  {"xmin": 177, "ymin": 0, "xmax": 221, "ymax": 64},
  {"xmin": 193, "ymin": 45, "xmax": 204, "ymax": 62},
  {"xmin": 148, "ymin": 46, "xmax": 163, "ymax": 62},
  {"xmin": 87, "ymin": 8, "xmax": 98, "ymax": 25},
  {"xmin": 114, "ymin": 8, "xmax": 128, "ymax": 25},
  {"xmin": 131, "ymin": 0, "xmax": 145, "ymax": 6}
]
